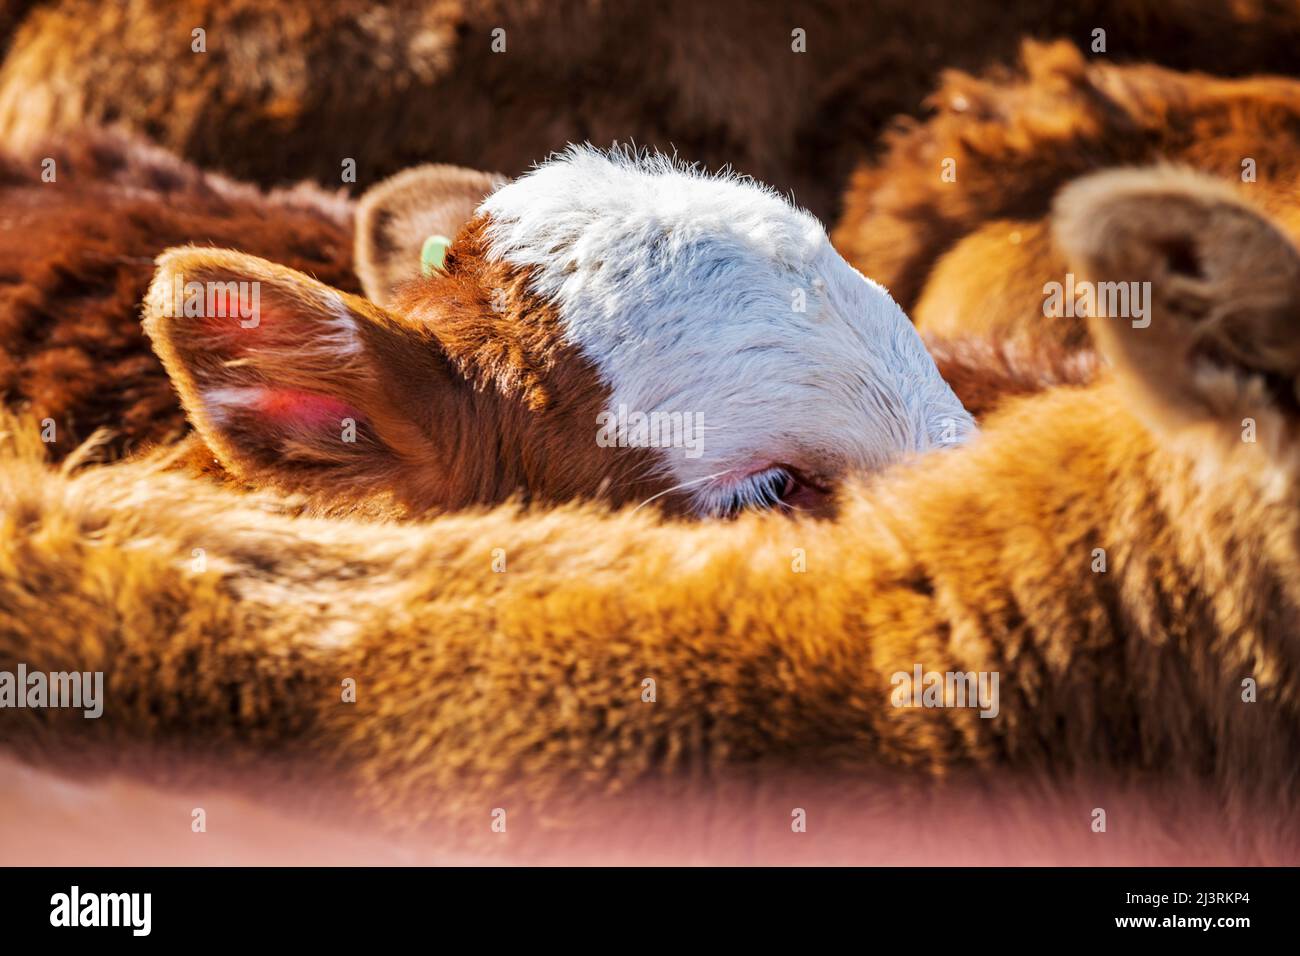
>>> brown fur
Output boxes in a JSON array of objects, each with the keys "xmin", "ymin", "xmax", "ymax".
[
  {"xmin": 8, "ymin": 2, "xmax": 1300, "ymax": 222},
  {"xmin": 143, "ymin": 217, "xmax": 673, "ymax": 515},
  {"xmin": 0, "ymin": 133, "xmax": 671, "ymax": 512},
  {"xmin": 3, "ymin": 168, "xmax": 1299, "ymax": 862},
  {"xmin": 0, "ymin": 1, "xmax": 43, "ymax": 57},
  {"xmin": 393, "ymin": 216, "xmax": 671, "ymax": 509},
  {"xmin": 834, "ymin": 40, "xmax": 1300, "ymax": 350},
  {"xmin": 0, "ymin": 128, "xmax": 356, "ymax": 458},
  {"xmin": 924, "ymin": 333, "xmax": 1102, "ymax": 421}
]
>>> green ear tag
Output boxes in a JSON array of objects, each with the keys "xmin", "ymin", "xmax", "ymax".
[{"xmin": 420, "ymin": 234, "xmax": 452, "ymax": 275}]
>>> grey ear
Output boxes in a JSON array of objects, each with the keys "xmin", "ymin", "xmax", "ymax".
[{"xmin": 355, "ymin": 164, "xmax": 507, "ymax": 306}]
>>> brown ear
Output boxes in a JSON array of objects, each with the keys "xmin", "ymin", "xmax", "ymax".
[
  {"xmin": 142, "ymin": 247, "xmax": 464, "ymax": 496},
  {"xmin": 1053, "ymin": 167, "xmax": 1300, "ymax": 429},
  {"xmin": 354, "ymin": 164, "xmax": 506, "ymax": 306}
]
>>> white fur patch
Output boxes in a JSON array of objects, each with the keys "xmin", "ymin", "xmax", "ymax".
[
  {"xmin": 319, "ymin": 290, "xmax": 363, "ymax": 357},
  {"xmin": 480, "ymin": 146, "xmax": 976, "ymax": 514},
  {"xmin": 201, "ymin": 387, "xmax": 268, "ymax": 425}
]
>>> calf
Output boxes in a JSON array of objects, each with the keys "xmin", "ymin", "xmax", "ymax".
[
  {"xmin": 146, "ymin": 146, "xmax": 974, "ymax": 517},
  {"xmin": 834, "ymin": 40, "xmax": 1300, "ymax": 354},
  {"xmin": 0, "ymin": 133, "xmax": 971, "ymax": 515},
  {"xmin": 3, "ymin": 168, "xmax": 1299, "ymax": 862}
]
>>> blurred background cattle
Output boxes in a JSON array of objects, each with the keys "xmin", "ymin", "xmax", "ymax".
[{"xmin": 4, "ymin": 0, "xmax": 1300, "ymax": 221}]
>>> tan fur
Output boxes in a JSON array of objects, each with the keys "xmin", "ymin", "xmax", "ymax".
[
  {"xmin": 834, "ymin": 40, "xmax": 1300, "ymax": 349},
  {"xmin": 4, "ymin": 169, "xmax": 1299, "ymax": 861}
]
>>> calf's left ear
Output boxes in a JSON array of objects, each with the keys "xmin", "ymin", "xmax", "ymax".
[
  {"xmin": 354, "ymin": 163, "xmax": 507, "ymax": 307},
  {"xmin": 1053, "ymin": 167, "xmax": 1300, "ymax": 431}
]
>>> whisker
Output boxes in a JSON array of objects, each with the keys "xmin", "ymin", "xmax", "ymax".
[
  {"xmin": 632, "ymin": 468, "xmax": 736, "ymax": 514},
  {"xmin": 607, "ymin": 458, "xmax": 679, "ymax": 490}
]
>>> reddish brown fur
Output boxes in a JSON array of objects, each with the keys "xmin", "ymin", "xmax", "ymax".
[
  {"xmin": 394, "ymin": 216, "xmax": 670, "ymax": 510},
  {"xmin": 924, "ymin": 334, "xmax": 1102, "ymax": 421},
  {"xmin": 834, "ymin": 40, "xmax": 1300, "ymax": 349},
  {"xmin": 143, "ymin": 217, "xmax": 674, "ymax": 516},
  {"xmin": 0, "ymin": 129, "xmax": 356, "ymax": 458}
]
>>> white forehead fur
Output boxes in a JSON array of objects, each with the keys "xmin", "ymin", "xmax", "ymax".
[{"xmin": 479, "ymin": 145, "xmax": 975, "ymax": 512}]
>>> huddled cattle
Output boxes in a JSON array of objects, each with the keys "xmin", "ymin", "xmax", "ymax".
[{"xmin": 2, "ymin": 2, "xmax": 1299, "ymax": 865}]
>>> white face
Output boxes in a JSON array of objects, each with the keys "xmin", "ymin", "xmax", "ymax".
[{"xmin": 481, "ymin": 146, "xmax": 976, "ymax": 515}]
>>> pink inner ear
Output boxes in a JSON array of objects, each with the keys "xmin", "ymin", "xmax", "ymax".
[
  {"xmin": 252, "ymin": 388, "xmax": 363, "ymax": 429},
  {"xmin": 195, "ymin": 296, "xmax": 300, "ymax": 356}
]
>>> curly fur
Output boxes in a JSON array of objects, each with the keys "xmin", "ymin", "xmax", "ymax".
[{"xmin": 834, "ymin": 39, "xmax": 1300, "ymax": 347}]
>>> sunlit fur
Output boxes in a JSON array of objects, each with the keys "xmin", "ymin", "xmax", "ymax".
[
  {"xmin": 481, "ymin": 146, "xmax": 975, "ymax": 512},
  {"xmin": 834, "ymin": 39, "xmax": 1300, "ymax": 351},
  {"xmin": 5, "ymin": 169, "xmax": 1300, "ymax": 863}
]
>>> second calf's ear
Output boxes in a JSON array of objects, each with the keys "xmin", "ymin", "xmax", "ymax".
[
  {"xmin": 1053, "ymin": 167, "xmax": 1300, "ymax": 428},
  {"xmin": 142, "ymin": 247, "xmax": 457, "ymax": 493},
  {"xmin": 355, "ymin": 164, "xmax": 507, "ymax": 306}
]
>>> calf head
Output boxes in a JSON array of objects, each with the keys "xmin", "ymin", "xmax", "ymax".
[{"xmin": 144, "ymin": 147, "xmax": 974, "ymax": 516}]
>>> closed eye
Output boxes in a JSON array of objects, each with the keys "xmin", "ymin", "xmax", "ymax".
[{"xmin": 717, "ymin": 464, "xmax": 830, "ymax": 517}]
